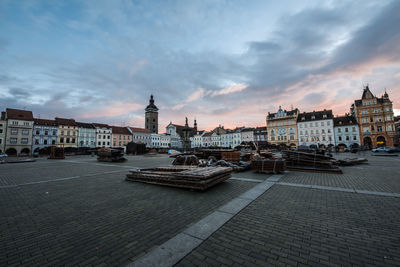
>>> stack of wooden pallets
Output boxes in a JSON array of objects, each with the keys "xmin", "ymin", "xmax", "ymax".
[
  {"xmin": 251, "ymin": 159, "xmax": 286, "ymax": 174},
  {"xmin": 281, "ymin": 150, "xmax": 342, "ymax": 174},
  {"xmin": 126, "ymin": 166, "xmax": 232, "ymax": 191}
]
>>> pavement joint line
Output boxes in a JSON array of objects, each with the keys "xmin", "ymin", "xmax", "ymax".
[
  {"xmin": 277, "ymin": 182, "xmax": 400, "ymax": 197},
  {"xmin": 63, "ymin": 160, "xmax": 134, "ymax": 168},
  {"xmin": 0, "ymin": 169, "xmax": 127, "ymax": 189},
  {"xmin": 229, "ymin": 177, "xmax": 263, "ymax": 183},
  {"xmin": 127, "ymin": 174, "xmax": 283, "ymax": 267}
]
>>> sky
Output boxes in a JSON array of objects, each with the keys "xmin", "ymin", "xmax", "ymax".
[{"xmin": 1, "ymin": 0, "xmax": 400, "ymax": 132}]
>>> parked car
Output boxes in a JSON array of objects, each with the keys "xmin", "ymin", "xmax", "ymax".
[
  {"xmin": 0, "ymin": 153, "xmax": 8, "ymax": 158},
  {"xmin": 371, "ymin": 147, "xmax": 392, "ymax": 152},
  {"xmin": 388, "ymin": 147, "xmax": 400, "ymax": 153}
]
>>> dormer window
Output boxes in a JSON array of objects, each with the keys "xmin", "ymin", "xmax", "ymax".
[
  {"xmin": 311, "ymin": 115, "xmax": 315, "ymax": 120},
  {"xmin": 301, "ymin": 117, "xmax": 305, "ymax": 120},
  {"xmin": 323, "ymin": 114, "xmax": 327, "ymax": 118}
]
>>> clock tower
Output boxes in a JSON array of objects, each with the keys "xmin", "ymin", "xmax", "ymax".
[{"xmin": 145, "ymin": 95, "xmax": 159, "ymax": 134}]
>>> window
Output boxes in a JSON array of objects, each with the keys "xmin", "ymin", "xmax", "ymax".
[
  {"xmin": 53, "ymin": 130, "xmax": 56, "ymax": 135},
  {"xmin": 45, "ymin": 130, "xmax": 48, "ymax": 135},
  {"xmin": 60, "ymin": 137, "xmax": 64, "ymax": 143},
  {"xmin": 345, "ymin": 128, "xmax": 348, "ymax": 133},
  {"xmin": 338, "ymin": 136, "xmax": 342, "ymax": 141},
  {"xmin": 12, "ymin": 121, "xmax": 18, "ymax": 125},
  {"xmin": 35, "ymin": 139, "xmax": 39, "ymax": 145},
  {"xmin": 22, "ymin": 130, "xmax": 29, "ymax": 135},
  {"xmin": 98, "ymin": 141, "xmax": 101, "ymax": 146},
  {"xmin": 44, "ymin": 139, "xmax": 48, "ymax": 145},
  {"xmin": 11, "ymin": 129, "xmax": 18, "ymax": 135},
  {"xmin": 36, "ymin": 130, "xmax": 40, "ymax": 135},
  {"xmin": 327, "ymin": 121, "xmax": 330, "ymax": 126},
  {"xmin": 10, "ymin": 138, "xmax": 17, "ymax": 143},
  {"xmin": 72, "ymin": 138, "xmax": 75, "ymax": 143},
  {"xmin": 315, "ymin": 122, "xmax": 318, "ymax": 127},
  {"xmin": 353, "ymin": 136, "xmax": 357, "ymax": 140},
  {"xmin": 352, "ymin": 127, "xmax": 356, "ymax": 132},
  {"xmin": 377, "ymin": 126, "xmax": 382, "ymax": 132},
  {"xmin": 21, "ymin": 138, "xmax": 28, "ymax": 144},
  {"xmin": 346, "ymin": 136, "xmax": 350, "ymax": 141},
  {"xmin": 321, "ymin": 122, "xmax": 324, "ymax": 126},
  {"xmin": 66, "ymin": 138, "xmax": 70, "ymax": 143}
]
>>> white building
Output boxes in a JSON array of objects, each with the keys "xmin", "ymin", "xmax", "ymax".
[
  {"xmin": 93, "ymin": 123, "xmax": 112, "ymax": 148},
  {"xmin": 220, "ymin": 130, "xmax": 234, "ymax": 148},
  {"xmin": 77, "ymin": 122, "xmax": 96, "ymax": 148},
  {"xmin": 150, "ymin": 133, "xmax": 161, "ymax": 148},
  {"xmin": 232, "ymin": 128, "xmax": 242, "ymax": 148},
  {"xmin": 160, "ymin": 134, "xmax": 171, "ymax": 148},
  {"xmin": 297, "ymin": 110, "xmax": 334, "ymax": 147},
  {"xmin": 211, "ymin": 132, "xmax": 221, "ymax": 147},
  {"xmin": 166, "ymin": 123, "xmax": 183, "ymax": 148},
  {"xmin": 128, "ymin": 127, "xmax": 151, "ymax": 146},
  {"xmin": 191, "ymin": 131, "xmax": 205, "ymax": 148},
  {"xmin": 202, "ymin": 132, "xmax": 212, "ymax": 147},
  {"xmin": 333, "ymin": 115, "xmax": 360, "ymax": 147},
  {"xmin": 241, "ymin": 128, "xmax": 255, "ymax": 143}
]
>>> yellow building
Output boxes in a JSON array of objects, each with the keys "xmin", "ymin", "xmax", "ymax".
[
  {"xmin": 266, "ymin": 106, "xmax": 299, "ymax": 147},
  {"xmin": 55, "ymin": 117, "xmax": 78, "ymax": 148}
]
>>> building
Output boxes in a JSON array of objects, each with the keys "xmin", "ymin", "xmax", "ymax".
[
  {"xmin": 150, "ymin": 133, "xmax": 161, "ymax": 148},
  {"xmin": 93, "ymin": 123, "xmax": 112, "ymax": 148},
  {"xmin": 211, "ymin": 132, "xmax": 221, "ymax": 147},
  {"xmin": 3, "ymin": 108, "xmax": 34, "ymax": 155},
  {"xmin": 254, "ymin": 126, "xmax": 268, "ymax": 144},
  {"xmin": 333, "ymin": 115, "xmax": 361, "ymax": 148},
  {"xmin": 351, "ymin": 86, "xmax": 396, "ymax": 148},
  {"xmin": 128, "ymin": 127, "xmax": 151, "ymax": 146},
  {"xmin": 0, "ymin": 112, "xmax": 5, "ymax": 153},
  {"xmin": 297, "ymin": 110, "xmax": 334, "ymax": 147},
  {"xmin": 267, "ymin": 107, "xmax": 299, "ymax": 147},
  {"xmin": 394, "ymin": 116, "xmax": 400, "ymax": 146},
  {"xmin": 202, "ymin": 132, "xmax": 212, "ymax": 147},
  {"xmin": 220, "ymin": 130, "xmax": 234, "ymax": 148},
  {"xmin": 145, "ymin": 95, "xmax": 159, "ymax": 134},
  {"xmin": 112, "ymin": 126, "xmax": 132, "ymax": 149},
  {"xmin": 32, "ymin": 118, "xmax": 58, "ymax": 152},
  {"xmin": 191, "ymin": 131, "xmax": 205, "ymax": 148},
  {"xmin": 160, "ymin": 134, "xmax": 171, "ymax": 148},
  {"xmin": 55, "ymin": 118, "xmax": 78, "ymax": 148},
  {"xmin": 232, "ymin": 128, "xmax": 242, "ymax": 148},
  {"xmin": 76, "ymin": 122, "xmax": 96, "ymax": 148},
  {"xmin": 166, "ymin": 120, "xmax": 197, "ymax": 149},
  {"xmin": 241, "ymin": 128, "xmax": 255, "ymax": 143}
]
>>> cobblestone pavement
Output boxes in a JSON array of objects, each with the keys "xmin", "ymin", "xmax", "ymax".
[
  {"xmin": 280, "ymin": 152, "xmax": 400, "ymax": 193},
  {"xmin": 0, "ymin": 155, "xmax": 256, "ymax": 266},
  {"xmin": 177, "ymin": 153, "xmax": 400, "ymax": 267}
]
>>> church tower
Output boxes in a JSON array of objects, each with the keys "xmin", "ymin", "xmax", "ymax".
[{"xmin": 145, "ymin": 95, "xmax": 159, "ymax": 134}]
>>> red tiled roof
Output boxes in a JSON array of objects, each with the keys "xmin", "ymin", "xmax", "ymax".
[
  {"xmin": 203, "ymin": 132, "xmax": 213, "ymax": 137},
  {"xmin": 112, "ymin": 126, "xmax": 132, "ymax": 135},
  {"xmin": 6, "ymin": 108, "xmax": 34, "ymax": 120},
  {"xmin": 55, "ymin": 117, "xmax": 77, "ymax": 126},
  {"xmin": 92, "ymin": 123, "xmax": 110, "ymax": 128},
  {"xmin": 129, "ymin": 127, "xmax": 151, "ymax": 133},
  {"xmin": 34, "ymin": 118, "xmax": 57, "ymax": 126}
]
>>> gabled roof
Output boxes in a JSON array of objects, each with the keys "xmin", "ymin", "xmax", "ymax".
[
  {"xmin": 112, "ymin": 126, "xmax": 131, "ymax": 135},
  {"xmin": 76, "ymin": 122, "xmax": 95, "ymax": 129},
  {"xmin": 55, "ymin": 117, "xmax": 77, "ymax": 126},
  {"xmin": 129, "ymin": 127, "xmax": 151, "ymax": 133},
  {"xmin": 333, "ymin": 115, "xmax": 358, "ymax": 127},
  {"xmin": 34, "ymin": 118, "xmax": 57, "ymax": 126},
  {"xmin": 203, "ymin": 132, "xmax": 213, "ymax": 137},
  {"xmin": 6, "ymin": 108, "xmax": 34, "ymax": 120},
  {"xmin": 92, "ymin": 123, "xmax": 110, "ymax": 128},
  {"xmin": 297, "ymin": 110, "xmax": 333, "ymax": 122}
]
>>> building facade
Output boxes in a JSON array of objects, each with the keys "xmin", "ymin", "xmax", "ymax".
[
  {"xmin": 351, "ymin": 86, "xmax": 396, "ymax": 148},
  {"xmin": 333, "ymin": 115, "xmax": 360, "ymax": 148},
  {"xmin": 166, "ymin": 123, "xmax": 183, "ymax": 148},
  {"xmin": 33, "ymin": 118, "xmax": 58, "ymax": 152},
  {"xmin": 145, "ymin": 95, "xmax": 159, "ymax": 134},
  {"xmin": 160, "ymin": 134, "xmax": 171, "ymax": 148},
  {"xmin": 150, "ymin": 133, "xmax": 161, "ymax": 148},
  {"xmin": 254, "ymin": 126, "xmax": 268, "ymax": 144},
  {"xmin": 191, "ymin": 131, "xmax": 205, "ymax": 148},
  {"xmin": 55, "ymin": 118, "xmax": 78, "ymax": 148},
  {"xmin": 297, "ymin": 110, "xmax": 334, "ymax": 147},
  {"xmin": 232, "ymin": 128, "xmax": 242, "ymax": 148},
  {"xmin": 241, "ymin": 128, "xmax": 255, "ymax": 143},
  {"xmin": 76, "ymin": 122, "xmax": 96, "ymax": 148},
  {"xmin": 220, "ymin": 130, "xmax": 233, "ymax": 148},
  {"xmin": 211, "ymin": 132, "xmax": 221, "ymax": 147},
  {"xmin": 93, "ymin": 123, "xmax": 112, "ymax": 148},
  {"xmin": 112, "ymin": 126, "xmax": 132, "ymax": 149},
  {"xmin": 0, "ymin": 112, "xmax": 5, "ymax": 153},
  {"xmin": 267, "ymin": 107, "xmax": 299, "ymax": 147},
  {"xmin": 202, "ymin": 132, "xmax": 212, "ymax": 147},
  {"xmin": 128, "ymin": 127, "xmax": 151, "ymax": 146},
  {"xmin": 4, "ymin": 108, "xmax": 34, "ymax": 155}
]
